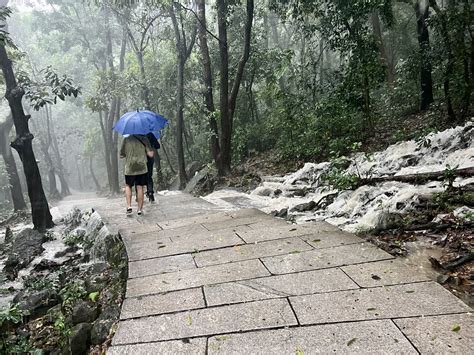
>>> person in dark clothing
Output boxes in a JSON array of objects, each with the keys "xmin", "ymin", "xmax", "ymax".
[{"xmin": 145, "ymin": 132, "xmax": 160, "ymax": 202}]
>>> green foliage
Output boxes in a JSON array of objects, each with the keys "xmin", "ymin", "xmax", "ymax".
[
  {"xmin": 19, "ymin": 66, "xmax": 81, "ymax": 110},
  {"xmin": 59, "ymin": 281, "xmax": 87, "ymax": 308},
  {"xmin": 0, "ymin": 304, "xmax": 26, "ymax": 326},
  {"xmin": 443, "ymin": 164, "xmax": 459, "ymax": 190},
  {"xmin": 0, "ymin": 304, "xmax": 31, "ymax": 354},
  {"xmin": 88, "ymin": 291, "xmax": 99, "ymax": 302}
]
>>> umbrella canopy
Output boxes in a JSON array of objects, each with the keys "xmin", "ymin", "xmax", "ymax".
[{"xmin": 113, "ymin": 110, "xmax": 168, "ymax": 136}]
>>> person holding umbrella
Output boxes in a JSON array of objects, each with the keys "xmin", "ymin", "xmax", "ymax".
[
  {"xmin": 114, "ymin": 110, "xmax": 168, "ymax": 215},
  {"xmin": 120, "ymin": 135, "xmax": 153, "ymax": 215}
]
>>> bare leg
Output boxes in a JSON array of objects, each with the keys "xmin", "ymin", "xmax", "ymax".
[
  {"xmin": 136, "ymin": 185, "xmax": 144, "ymax": 211},
  {"xmin": 125, "ymin": 185, "xmax": 132, "ymax": 208}
]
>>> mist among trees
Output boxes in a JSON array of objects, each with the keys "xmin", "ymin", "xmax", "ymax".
[{"xmin": 0, "ymin": 0, "xmax": 472, "ymax": 228}]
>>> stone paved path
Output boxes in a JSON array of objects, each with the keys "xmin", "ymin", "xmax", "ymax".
[{"xmin": 59, "ymin": 192, "xmax": 473, "ymax": 354}]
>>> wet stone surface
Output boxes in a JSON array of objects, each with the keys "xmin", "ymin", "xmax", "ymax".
[{"xmin": 84, "ymin": 193, "xmax": 472, "ymax": 354}]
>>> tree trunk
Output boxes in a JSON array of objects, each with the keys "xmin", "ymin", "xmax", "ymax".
[
  {"xmin": 76, "ymin": 157, "xmax": 83, "ymax": 191},
  {"xmin": 105, "ymin": 10, "xmax": 121, "ymax": 194},
  {"xmin": 357, "ymin": 167, "xmax": 473, "ymax": 187},
  {"xmin": 429, "ymin": 0, "xmax": 456, "ymax": 121},
  {"xmin": 216, "ymin": 0, "xmax": 231, "ymax": 176},
  {"xmin": 39, "ymin": 137, "xmax": 60, "ymax": 199},
  {"xmin": 216, "ymin": 0, "xmax": 254, "ymax": 175},
  {"xmin": 415, "ymin": 1, "xmax": 434, "ymax": 110},
  {"xmin": 0, "ymin": 45, "xmax": 53, "ymax": 230},
  {"xmin": 460, "ymin": 0, "xmax": 472, "ymax": 119},
  {"xmin": 98, "ymin": 110, "xmax": 113, "ymax": 191},
  {"xmin": 137, "ymin": 51, "xmax": 151, "ymax": 109},
  {"xmin": 89, "ymin": 155, "xmax": 101, "ymax": 191},
  {"xmin": 371, "ymin": 11, "xmax": 393, "ymax": 83},
  {"xmin": 110, "ymin": 97, "xmax": 121, "ymax": 194},
  {"xmin": 0, "ymin": 118, "xmax": 26, "ymax": 211},
  {"xmin": 170, "ymin": 4, "xmax": 196, "ymax": 189},
  {"xmin": 46, "ymin": 106, "xmax": 70, "ymax": 196},
  {"xmin": 197, "ymin": 0, "xmax": 220, "ymax": 163}
]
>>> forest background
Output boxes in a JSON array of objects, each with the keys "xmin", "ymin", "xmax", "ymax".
[{"xmin": 0, "ymin": 0, "xmax": 472, "ymax": 220}]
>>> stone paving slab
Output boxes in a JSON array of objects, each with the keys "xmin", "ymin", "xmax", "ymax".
[
  {"xmin": 207, "ymin": 319, "xmax": 417, "ymax": 354},
  {"xmin": 112, "ymin": 298, "xmax": 297, "ymax": 345},
  {"xmin": 237, "ymin": 222, "xmax": 359, "ymax": 245},
  {"xmin": 194, "ymin": 237, "xmax": 312, "ymax": 267},
  {"xmin": 243, "ymin": 218, "xmax": 292, "ymax": 231},
  {"xmin": 108, "ymin": 338, "xmax": 206, "ymax": 355},
  {"xmin": 341, "ymin": 259, "xmax": 431, "ymax": 287},
  {"xmin": 235, "ymin": 224, "xmax": 316, "ymax": 243},
  {"xmin": 204, "ymin": 268, "xmax": 360, "ymax": 306},
  {"xmin": 120, "ymin": 288, "xmax": 205, "ymax": 319},
  {"xmin": 202, "ymin": 215, "xmax": 282, "ymax": 231},
  {"xmin": 126, "ymin": 230, "xmax": 244, "ymax": 261},
  {"xmin": 299, "ymin": 231, "xmax": 363, "ymax": 249},
  {"xmin": 128, "ymin": 254, "xmax": 196, "ymax": 279},
  {"xmin": 122, "ymin": 224, "xmax": 209, "ymax": 243},
  {"xmin": 394, "ymin": 313, "xmax": 474, "ymax": 354},
  {"xmin": 262, "ymin": 243, "xmax": 393, "ymax": 274},
  {"xmin": 119, "ymin": 224, "xmax": 162, "ymax": 239},
  {"xmin": 289, "ymin": 282, "xmax": 471, "ymax": 325},
  {"xmin": 126, "ymin": 259, "xmax": 270, "ymax": 297},
  {"xmin": 157, "ymin": 211, "xmax": 234, "ymax": 230}
]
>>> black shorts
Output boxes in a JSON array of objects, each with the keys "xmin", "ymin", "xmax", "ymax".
[{"xmin": 125, "ymin": 173, "xmax": 148, "ymax": 187}]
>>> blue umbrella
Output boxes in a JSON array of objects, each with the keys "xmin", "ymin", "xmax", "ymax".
[{"xmin": 113, "ymin": 110, "xmax": 169, "ymax": 136}]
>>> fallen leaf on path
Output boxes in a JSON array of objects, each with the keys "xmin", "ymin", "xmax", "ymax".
[
  {"xmin": 347, "ymin": 338, "xmax": 357, "ymax": 346},
  {"xmin": 452, "ymin": 324, "xmax": 461, "ymax": 332}
]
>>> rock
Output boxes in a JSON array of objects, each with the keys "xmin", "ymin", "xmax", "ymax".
[
  {"xmin": 54, "ymin": 246, "xmax": 80, "ymax": 258},
  {"xmin": 68, "ymin": 322, "xmax": 92, "ymax": 355},
  {"xmin": 89, "ymin": 262, "xmax": 109, "ymax": 275},
  {"xmin": 13, "ymin": 290, "xmax": 59, "ymax": 319},
  {"xmin": 437, "ymin": 274, "xmax": 451, "ymax": 284},
  {"xmin": 186, "ymin": 161, "xmax": 204, "ymax": 178},
  {"xmin": 401, "ymin": 154, "xmax": 419, "ymax": 167},
  {"xmin": 34, "ymin": 259, "xmax": 62, "ymax": 272},
  {"xmin": 72, "ymin": 301, "xmax": 98, "ymax": 325},
  {"xmin": 287, "ymin": 188, "xmax": 308, "ymax": 197},
  {"xmin": 90, "ymin": 306, "xmax": 120, "ymax": 345},
  {"xmin": 5, "ymin": 228, "xmax": 46, "ymax": 276},
  {"xmin": 184, "ymin": 167, "xmax": 209, "ymax": 193},
  {"xmin": 290, "ymin": 201, "xmax": 317, "ymax": 212},
  {"xmin": 375, "ymin": 213, "xmax": 404, "ymax": 231},
  {"xmin": 4, "ymin": 226, "xmax": 14, "ymax": 244},
  {"xmin": 74, "ymin": 228, "xmax": 86, "ymax": 238},
  {"xmin": 271, "ymin": 208, "xmax": 288, "ymax": 218},
  {"xmin": 254, "ymin": 187, "xmax": 273, "ymax": 197},
  {"xmin": 273, "ymin": 189, "xmax": 282, "ymax": 197}
]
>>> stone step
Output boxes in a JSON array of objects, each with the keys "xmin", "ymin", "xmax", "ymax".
[
  {"xmin": 207, "ymin": 319, "xmax": 417, "ymax": 354},
  {"xmin": 194, "ymin": 237, "xmax": 313, "ymax": 268},
  {"xmin": 112, "ymin": 298, "xmax": 297, "ymax": 345},
  {"xmin": 108, "ymin": 338, "xmax": 205, "ymax": 355},
  {"xmin": 126, "ymin": 259, "xmax": 270, "ymax": 297},
  {"xmin": 204, "ymin": 268, "xmax": 359, "ymax": 306},
  {"xmin": 128, "ymin": 254, "xmax": 196, "ymax": 279},
  {"xmin": 289, "ymin": 282, "xmax": 471, "ymax": 325},
  {"xmin": 120, "ymin": 288, "xmax": 205, "ymax": 319},
  {"xmin": 261, "ymin": 242, "xmax": 393, "ymax": 274},
  {"xmin": 394, "ymin": 313, "xmax": 474, "ymax": 354}
]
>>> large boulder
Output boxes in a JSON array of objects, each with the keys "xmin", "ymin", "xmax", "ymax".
[
  {"xmin": 290, "ymin": 201, "xmax": 317, "ymax": 212},
  {"xmin": 71, "ymin": 301, "xmax": 99, "ymax": 325},
  {"xmin": 5, "ymin": 228, "xmax": 46, "ymax": 278},
  {"xmin": 13, "ymin": 290, "xmax": 59, "ymax": 319},
  {"xmin": 184, "ymin": 167, "xmax": 209, "ymax": 193},
  {"xmin": 90, "ymin": 305, "xmax": 120, "ymax": 345},
  {"xmin": 68, "ymin": 322, "xmax": 92, "ymax": 355}
]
